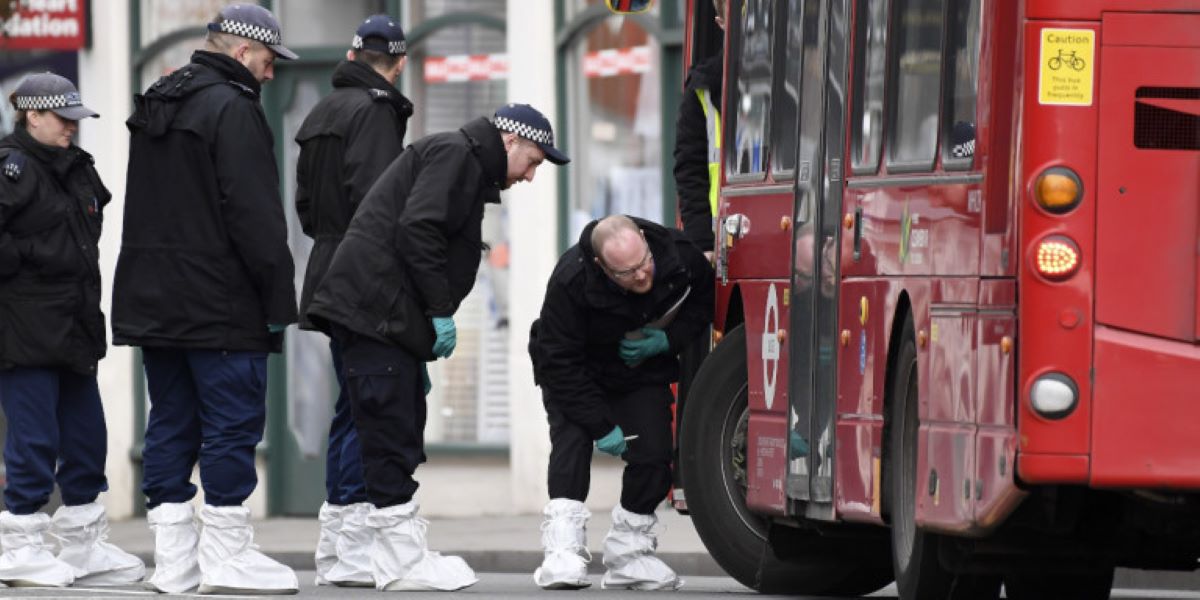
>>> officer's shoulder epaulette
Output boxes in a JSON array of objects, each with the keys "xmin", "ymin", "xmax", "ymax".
[
  {"xmin": 226, "ymin": 80, "xmax": 258, "ymax": 97},
  {"xmin": 367, "ymin": 88, "xmax": 392, "ymax": 102},
  {"xmin": 1, "ymin": 150, "xmax": 26, "ymax": 182}
]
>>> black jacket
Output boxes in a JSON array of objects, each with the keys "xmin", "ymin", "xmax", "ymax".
[
  {"xmin": 295, "ymin": 60, "xmax": 413, "ymax": 330},
  {"xmin": 113, "ymin": 50, "xmax": 297, "ymax": 352},
  {"xmin": 0, "ymin": 128, "xmax": 110, "ymax": 374},
  {"xmin": 306, "ymin": 117, "xmax": 507, "ymax": 360},
  {"xmin": 528, "ymin": 218, "xmax": 714, "ymax": 439},
  {"xmin": 673, "ymin": 52, "xmax": 723, "ymax": 251}
]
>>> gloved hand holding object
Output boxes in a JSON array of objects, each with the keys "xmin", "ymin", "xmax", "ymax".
[
  {"xmin": 618, "ymin": 327, "xmax": 669, "ymax": 366},
  {"xmin": 596, "ymin": 426, "xmax": 628, "ymax": 456}
]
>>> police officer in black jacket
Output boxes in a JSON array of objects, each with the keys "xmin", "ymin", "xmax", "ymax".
[
  {"xmin": 112, "ymin": 4, "xmax": 299, "ymax": 594},
  {"xmin": 293, "ymin": 13, "xmax": 413, "ymax": 588},
  {"xmin": 305, "ymin": 103, "xmax": 568, "ymax": 591},
  {"xmin": 528, "ymin": 215, "xmax": 713, "ymax": 591},
  {"xmin": 0, "ymin": 73, "xmax": 145, "ymax": 588}
]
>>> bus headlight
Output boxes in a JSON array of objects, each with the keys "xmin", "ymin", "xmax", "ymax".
[{"xmin": 1030, "ymin": 373, "xmax": 1078, "ymax": 420}]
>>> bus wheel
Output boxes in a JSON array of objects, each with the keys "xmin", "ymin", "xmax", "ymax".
[
  {"xmin": 886, "ymin": 315, "xmax": 1000, "ymax": 600},
  {"xmin": 681, "ymin": 325, "xmax": 864, "ymax": 595},
  {"xmin": 1004, "ymin": 567, "xmax": 1114, "ymax": 600}
]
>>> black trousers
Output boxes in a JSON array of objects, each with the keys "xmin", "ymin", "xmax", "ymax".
[
  {"xmin": 545, "ymin": 385, "xmax": 673, "ymax": 514},
  {"xmin": 333, "ymin": 325, "xmax": 426, "ymax": 508}
]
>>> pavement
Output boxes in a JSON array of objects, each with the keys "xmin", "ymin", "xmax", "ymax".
[
  {"xmin": 105, "ymin": 511, "xmax": 1200, "ymax": 590},
  {"xmin": 106, "ymin": 509, "xmax": 726, "ymax": 576}
]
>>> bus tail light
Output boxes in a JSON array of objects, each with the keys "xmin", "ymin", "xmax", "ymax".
[
  {"xmin": 1030, "ymin": 373, "xmax": 1078, "ymax": 420},
  {"xmin": 1035, "ymin": 167, "xmax": 1083, "ymax": 213},
  {"xmin": 1035, "ymin": 235, "xmax": 1081, "ymax": 280}
]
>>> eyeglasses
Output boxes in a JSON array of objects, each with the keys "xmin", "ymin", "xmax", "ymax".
[{"xmin": 606, "ymin": 247, "xmax": 653, "ymax": 280}]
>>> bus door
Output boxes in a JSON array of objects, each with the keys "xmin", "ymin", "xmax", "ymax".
[{"xmin": 785, "ymin": 0, "xmax": 849, "ymax": 512}]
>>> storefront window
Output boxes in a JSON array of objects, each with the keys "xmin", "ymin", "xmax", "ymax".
[
  {"xmin": 138, "ymin": 0, "xmax": 245, "ymax": 86},
  {"xmin": 277, "ymin": 0, "xmax": 389, "ymax": 47},
  {"xmin": 566, "ymin": 16, "xmax": 663, "ymax": 241}
]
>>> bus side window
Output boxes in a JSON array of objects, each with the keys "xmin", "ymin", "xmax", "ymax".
[
  {"xmin": 941, "ymin": 0, "xmax": 982, "ymax": 170},
  {"xmin": 887, "ymin": 0, "xmax": 946, "ymax": 171},
  {"xmin": 770, "ymin": 0, "xmax": 804, "ymax": 178},
  {"xmin": 726, "ymin": 0, "xmax": 775, "ymax": 180},
  {"xmin": 850, "ymin": 0, "xmax": 889, "ymax": 175}
]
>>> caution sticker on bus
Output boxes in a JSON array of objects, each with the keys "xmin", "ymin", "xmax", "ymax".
[{"xmin": 1038, "ymin": 28, "xmax": 1095, "ymax": 106}]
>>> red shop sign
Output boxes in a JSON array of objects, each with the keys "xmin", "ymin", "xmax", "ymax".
[{"xmin": 0, "ymin": 0, "xmax": 88, "ymax": 51}]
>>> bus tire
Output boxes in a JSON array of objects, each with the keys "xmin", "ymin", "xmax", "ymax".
[
  {"xmin": 680, "ymin": 325, "xmax": 870, "ymax": 595},
  {"xmin": 885, "ymin": 314, "xmax": 1001, "ymax": 600}
]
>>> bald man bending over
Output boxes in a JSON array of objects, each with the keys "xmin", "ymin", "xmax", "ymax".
[{"xmin": 527, "ymin": 215, "xmax": 713, "ymax": 590}]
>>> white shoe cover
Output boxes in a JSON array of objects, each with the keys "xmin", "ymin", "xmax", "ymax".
[
  {"xmin": 324, "ymin": 502, "xmax": 374, "ymax": 587},
  {"xmin": 366, "ymin": 502, "xmax": 478, "ymax": 592},
  {"xmin": 146, "ymin": 502, "xmax": 200, "ymax": 593},
  {"xmin": 600, "ymin": 505, "xmax": 683, "ymax": 591},
  {"xmin": 533, "ymin": 498, "xmax": 592, "ymax": 590},
  {"xmin": 314, "ymin": 502, "xmax": 344, "ymax": 586},
  {"xmin": 196, "ymin": 505, "xmax": 298, "ymax": 595},
  {"xmin": 0, "ymin": 511, "xmax": 75, "ymax": 587},
  {"xmin": 53, "ymin": 502, "xmax": 146, "ymax": 585}
]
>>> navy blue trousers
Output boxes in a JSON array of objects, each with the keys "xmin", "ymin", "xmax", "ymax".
[
  {"xmin": 0, "ymin": 368, "xmax": 108, "ymax": 515},
  {"xmin": 545, "ymin": 385, "xmax": 673, "ymax": 514},
  {"xmin": 325, "ymin": 338, "xmax": 366, "ymax": 505},
  {"xmin": 140, "ymin": 349, "xmax": 266, "ymax": 509},
  {"xmin": 332, "ymin": 326, "xmax": 425, "ymax": 509}
]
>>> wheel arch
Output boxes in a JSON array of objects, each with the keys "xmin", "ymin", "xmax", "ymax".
[{"xmin": 881, "ymin": 290, "xmax": 913, "ymax": 522}]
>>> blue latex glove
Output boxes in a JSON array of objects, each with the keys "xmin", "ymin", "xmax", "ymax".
[
  {"xmin": 432, "ymin": 317, "xmax": 457, "ymax": 358},
  {"xmin": 267, "ymin": 323, "xmax": 288, "ymax": 334},
  {"xmin": 421, "ymin": 363, "xmax": 432, "ymax": 395},
  {"xmin": 595, "ymin": 426, "xmax": 628, "ymax": 457},
  {"xmin": 789, "ymin": 429, "xmax": 810, "ymax": 459},
  {"xmin": 618, "ymin": 327, "xmax": 670, "ymax": 365}
]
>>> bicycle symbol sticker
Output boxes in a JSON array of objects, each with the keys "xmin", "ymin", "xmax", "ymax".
[
  {"xmin": 1048, "ymin": 49, "xmax": 1086, "ymax": 71},
  {"xmin": 1039, "ymin": 28, "xmax": 1095, "ymax": 106}
]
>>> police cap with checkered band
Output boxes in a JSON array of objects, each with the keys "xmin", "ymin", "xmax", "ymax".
[
  {"xmin": 493, "ymin": 103, "xmax": 570, "ymax": 165},
  {"xmin": 207, "ymin": 3, "xmax": 298, "ymax": 60},
  {"xmin": 352, "ymin": 14, "xmax": 406, "ymax": 56},
  {"xmin": 10, "ymin": 72, "xmax": 98, "ymax": 121}
]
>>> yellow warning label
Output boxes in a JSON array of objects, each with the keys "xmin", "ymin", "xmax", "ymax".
[{"xmin": 1038, "ymin": 28, "xmax": 1095, "ymax": 106}]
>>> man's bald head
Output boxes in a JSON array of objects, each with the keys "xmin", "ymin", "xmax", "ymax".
[
  {"xmin": 591, "ymin": 215, "xmax": 641, "ymax": 260},
  {"xmin": 591, "ymin": 215, "xmax": 655, "ymax": 293}
]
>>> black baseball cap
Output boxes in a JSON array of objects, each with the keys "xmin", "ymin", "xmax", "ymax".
[
  {"xmin": 10, "ymin": 72, "xmax": 98, "ymax": 121},
  {"xmin": 493, "ymin": 103, "xmax": 570, "ymax": 165},
  {"xmin": 353, "ymin": 14, "xmax": 406, "ymax": 56},
  {"xmin": 207, "ymin": 3, "xmax": 298, "ymax": 60}
]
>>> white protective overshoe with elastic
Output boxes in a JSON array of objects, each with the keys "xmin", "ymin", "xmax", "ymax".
[
  {"xmin": 600, "ymin": 505, "xmax": 683, "ymax": 591},
  {"xmin": 196, "ymin": 505, "xmax": 298, "ymax": 595},
  {"xmin": 533, "ymin": 498, "xmax": 592, "ymax": 590},
  {"xmin": 314, "ymin": 502, "xmax": 344, "ymax": 586},
  {"xmin": 367, "ymin": 501, "xmax": 478, "ymax": 592},
  {"xmin": 146, "ymin": 502, "xmax": 201, "ymax": 593},
  {"xmin": 0, "ymin": 511, "xmax": 75, "ymax": 587},
  {"xmin": 53, "ymin": 502, "xmax": 146, "ymax": 585},
  {"xmin": 324, "ymin": 502, "xmax": 374, "ymax": 587}
]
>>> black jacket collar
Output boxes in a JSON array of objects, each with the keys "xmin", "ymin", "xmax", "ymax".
[
  {"xmin": 331, "ymin": 60, "xmax": 414, "ymax": 121},
  {"xmin": 458, "ymin": 117, "xmax": 507, "ymax": 195},
  {"xmin": 9, "ymin": 127, "xmax": 88, "ymax": 178},
  {"xmin": 191, "ymin": 50, "xmax": 262, "ymax": 97}
]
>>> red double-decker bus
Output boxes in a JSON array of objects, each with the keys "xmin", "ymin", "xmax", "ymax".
[{"xmin": 614, "ymin": 0, "xmax": 1200, "ymax": 597}]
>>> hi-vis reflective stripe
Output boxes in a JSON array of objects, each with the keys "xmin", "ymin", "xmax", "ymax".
[{"xmin": 696, "ymin": 88, "xmax": 721, "ymax": 215}]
